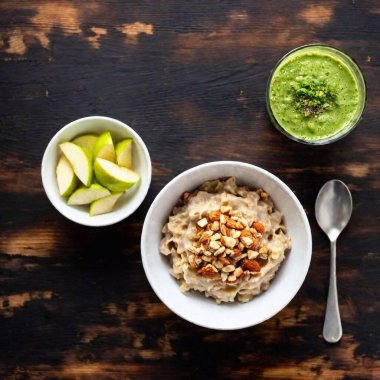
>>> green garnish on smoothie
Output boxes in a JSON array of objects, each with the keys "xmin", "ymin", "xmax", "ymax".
[
  {"xmin": 268, "ymin": 46, "xmax": 365, "ymax": 142},
  {"xmin": 293, "ymin": 80, "xmax": 336, "ymax": 117}
]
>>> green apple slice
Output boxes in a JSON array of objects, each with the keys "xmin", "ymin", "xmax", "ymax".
[
  {"xmin": 60, "ymin": 142, "xmax": 93, "ymax": 186},
  {"xmin": 72, "ymin": 134, "xmax": 98, "ymax": 153},
  {"xmin": 68, "ymin": 183, "xmax": 110, "ymax": 205},
  {"xmin": 94, "ymin": 157, "xmax": 140, "ymax": 192},
  {"xmin": 115, "ymin": 138, "xmax": 133, "ymax": 168},
  {"xmin": 93, "ymin": 131, "xmax": 115, "ymax": 162},
  {"xmin": 56, "ymin": 155, "xmax": 78, "ymax": 197},
  {"xmin": 89, "ymin": 192, "xmax": 123, "ymax": 216}
]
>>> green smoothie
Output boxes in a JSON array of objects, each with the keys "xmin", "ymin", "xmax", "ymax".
[{"xmin": 268, "ymin": 46, "xmax": 365, "ymax": 142}]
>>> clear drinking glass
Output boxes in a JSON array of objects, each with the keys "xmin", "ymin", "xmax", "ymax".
[{"xmin": 266, "ymin": 45, "xmax": 367, "ymax": 145}]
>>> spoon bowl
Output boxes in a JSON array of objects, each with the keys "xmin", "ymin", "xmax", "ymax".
[{"xmin": 316, "ymin": 180, "xmax": 353, "ymax": 241}]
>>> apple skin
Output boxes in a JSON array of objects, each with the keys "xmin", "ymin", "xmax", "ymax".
[
  {"xmin": 94, "ymin": 157, "xmax": 139, "ymax": 192},
  {"xmin": 93, "ymin": 131, "xmax": 115, "ymax": 162},
  {"xmin": 89, "ymin": 192, "xmax": 123, "ymax": 216},
  {"xmin": 72, "ymin": 134, "xmax": 98, "ymax": 153},
  {"xmin": 67, "ymin": 183, "xmax": 110, "ymax": 205},
  {"xmin": 56, "ymin": 155, "xmax": 78, "ymax": 197},
  {"xmin": 115, "ymin": 138, "xmax": 133, "ymax": 168},
  {"xmin": 59, "ymin": 142, "xmax": 93, "ymax": 187}
]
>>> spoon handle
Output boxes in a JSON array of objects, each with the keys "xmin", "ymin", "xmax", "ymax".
[{"xmin": 323, "ymin": 240, "xmax": 342, "ymax": 343}]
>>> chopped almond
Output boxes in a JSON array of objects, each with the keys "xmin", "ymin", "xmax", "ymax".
[
  {"xmin": 221, "ymin": 205, "xmax": 232, "ymax": 214},
  {"xmin": 242, "ymin": 259, "xmax": 261, "ymax": 272},
  {"xmin": 209, "ymin": 240, "xmax": 221, "ymax": 251},
  {"xmin": 212, "ymin": 232, "xmax": 222, "ymax": 240},
  {"xmin": 197, "ymin": 218, "xmax": 208, "ymax": 228},
  {"xmin": 198, "ymin": 264, "xmax": 219, "ymax": 278},
  {"xmin": 220, "ymin": 224, "xmax": 228, "ymax": 236},
  {"xmin": 200, "ymin": 233, "xmax": 210, "ymax": 245},
  {"xmin": 235, "ymin": 221, "xmax": 245, "ymax": 230},
  {"xmin": 253, "ymin": 222, "xmax": 265, "ymax": 234},
  {"xmin": 240, "ymin": 230, "xmax": 253, "ymax": 238},
  {"xmin": 221, "ymin": 236, "xmax": 237, "ymax": 248},
  {"xmin": 211, "ymin": 221, "xmax": 220, "ymax": 231},
  {"xmin": 241, "ymin": 236, "xmax": 254, "ymax": 248},
  {"xmin": 209, "ymin": 210, "xmax": 221, "ymax": 221},
  {"xmin": 226, "ymin": 218, "xmax": 237, "ymax": 229},
  {"xmin": 220, "ymin": 214, "xmax": 228, "ymax": 224}
]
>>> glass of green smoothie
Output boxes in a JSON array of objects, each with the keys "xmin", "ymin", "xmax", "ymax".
[{"xmin": 267, "ymin": 45, "xmax": 366, "ymax": 145}]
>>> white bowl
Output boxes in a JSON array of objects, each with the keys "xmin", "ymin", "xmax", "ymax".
[
  {"xmin": 141, "ymin": 161, "xmax": 312, "ymax": 330},
  {"xmin": 41, "ymin": 116, "xmax": 151, "ymax": 227}
]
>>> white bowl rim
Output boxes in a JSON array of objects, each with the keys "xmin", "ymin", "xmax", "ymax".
[
  {"xmin": 41, "ymin": 115, "xmax": 152, "ymax": 227},
  {"xmin": 141, "ymin": 160, "xmax": 312, "ymax": 330}
]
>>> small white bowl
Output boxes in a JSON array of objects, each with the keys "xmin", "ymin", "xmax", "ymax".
[
  {"xmin": 141, "ymin": 161, "xmax": 312, "ymax": 330},
  {"xmin": 41, "ymin": 116, "xmax": 151, "ymax": 227}
]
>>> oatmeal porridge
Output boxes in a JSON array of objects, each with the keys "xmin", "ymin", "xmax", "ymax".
[{"xmin": 160, "ymin": 177, "xmax": 291, "ymax": 303}]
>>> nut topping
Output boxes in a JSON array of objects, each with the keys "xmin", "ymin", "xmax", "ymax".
[
  {"xmin": 247, "ymin": 250, "xmax": 259, "ymax": 259},
  {"xmin": 221, "ymin": 236, "xmax": 237, "ymax": 248},
  {"xmin": 259, "ymin": 246, "xmax": 269, "ymax": 259},
  {"xmin": 242, "ymin": 259, "xmax": 261, "ymax": 272},
  {"xmin": 209, "ymin": 240, "xmax": 221, "ymax": 251},
  {"xmin": 225, "ymin": 218, "xmax": 237, "ymax": 229},
  {"xmin": 220, "ymin": 214, "xmax": 228, "ymax": 224},
  {"xmin": 234, "ymin": 267, "xmax": 243, "ymax": 277},
  {"xmin": 219, "ymin": 257, "xmax": 231, "ymax": 266},
  {"xmin": 222, "ymin": 264, "xmax": 236, "ymax": 273},
  {"xmin": 214, "ymin": 246, "xmax": 226, "ymax": 256},
  {"xmin": 200, "ymin": 233, "xmax": 210, "ymax": 245},
  {"xmin": 198, "ymin": 264, "xmax": 219, "ymax": 277},
  {"xmin": 202, "ymin": 255, "xmax": 212, "ymax": 262},
  {"xmin": 241, "ymin": 236, "xmax": 254, "ymax": 248},
  {"xmin": 187, "ymin": 245, "xmax": 198, "ymax": 254},
  {"xmin": 234, "ymin": 221, "xmax": 245, "ymax": 230},
  {"xmin": 235, "ymin": 253, "xmax": 247, "ymax": 261},
  {"xmin": 220, "ymin": 224, "xmax": 228, "ymax": 236},
  {"xmin": 211, "ymin": 221, "xmax": 220, "ymax": 231},
  {"xmin": 259, "ymin": 246, "xmax": 268, "ymax": 255},
  {"xmin": 209, "ymin": 210, "xmax": 221, "ymax": 221},
  {"xmin": 240, "ymin": 229, "xmax": 253, "ymax": 238},
  {"xmin": 220, "ymin": 205, "xmax": 232, "ymax": 214},
  {"xmin": 197, "ymin": 218, "xmax": 208, "ymax": 228},
  {"xmin": 189, "ymin": 205, "xmax": 272, "ymax": 284},
  {"xmin": 253, "ymin": 222, "xmax": 266, "ymax": 234}
]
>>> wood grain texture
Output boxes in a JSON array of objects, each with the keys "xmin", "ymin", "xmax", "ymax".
[{"xmin": 0, "ymin": 1, "xmax": 379, "ymax": 379}]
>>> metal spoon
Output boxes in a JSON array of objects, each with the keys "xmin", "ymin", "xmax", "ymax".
[{"xmin": 315, "ymin": 180, "xmax": 352, "ymax": 343}]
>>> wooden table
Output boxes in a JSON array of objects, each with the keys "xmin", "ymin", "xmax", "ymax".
[{"xmin": 0, "ymin": 1, "xmax": 379, "ymax": 379}]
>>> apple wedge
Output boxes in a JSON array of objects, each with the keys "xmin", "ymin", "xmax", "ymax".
[
  {"xmin": 72, "ymin": 134, "xmax": 98, "ymax": 153},
  {"xmin": 93, "ymin": 131, "xmax": 115, "ymax": 162},
  {"xmin": 56, "ymin": 155, "xmax": 78, "ymax": 197},
  {"xmin": 60, "ymin": 142, "xmax": 93, "ymax": 186},
  {"xmin": 115, "ymin": 138, "xmax": 133, "ymax": 168},
  {"xmin": 68, "ymin": 183, "xmax": 110, "ymax": 205},
  {"xmin": 94, "ymin": 157, "xmax": 140, "ymax": 192},
  {"xmin": 89, "ymin": 192, "xmax": 123, "ymax": 216}
]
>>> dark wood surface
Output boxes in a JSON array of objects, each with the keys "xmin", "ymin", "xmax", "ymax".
[{"xmin": 0, "ymin": 1, "xmax": 379, "ymax": 379}]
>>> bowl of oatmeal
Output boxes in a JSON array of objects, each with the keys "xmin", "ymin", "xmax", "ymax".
[{"xmin": 141, "ymin": 161, "xmax": 312, "ymax": 330}]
